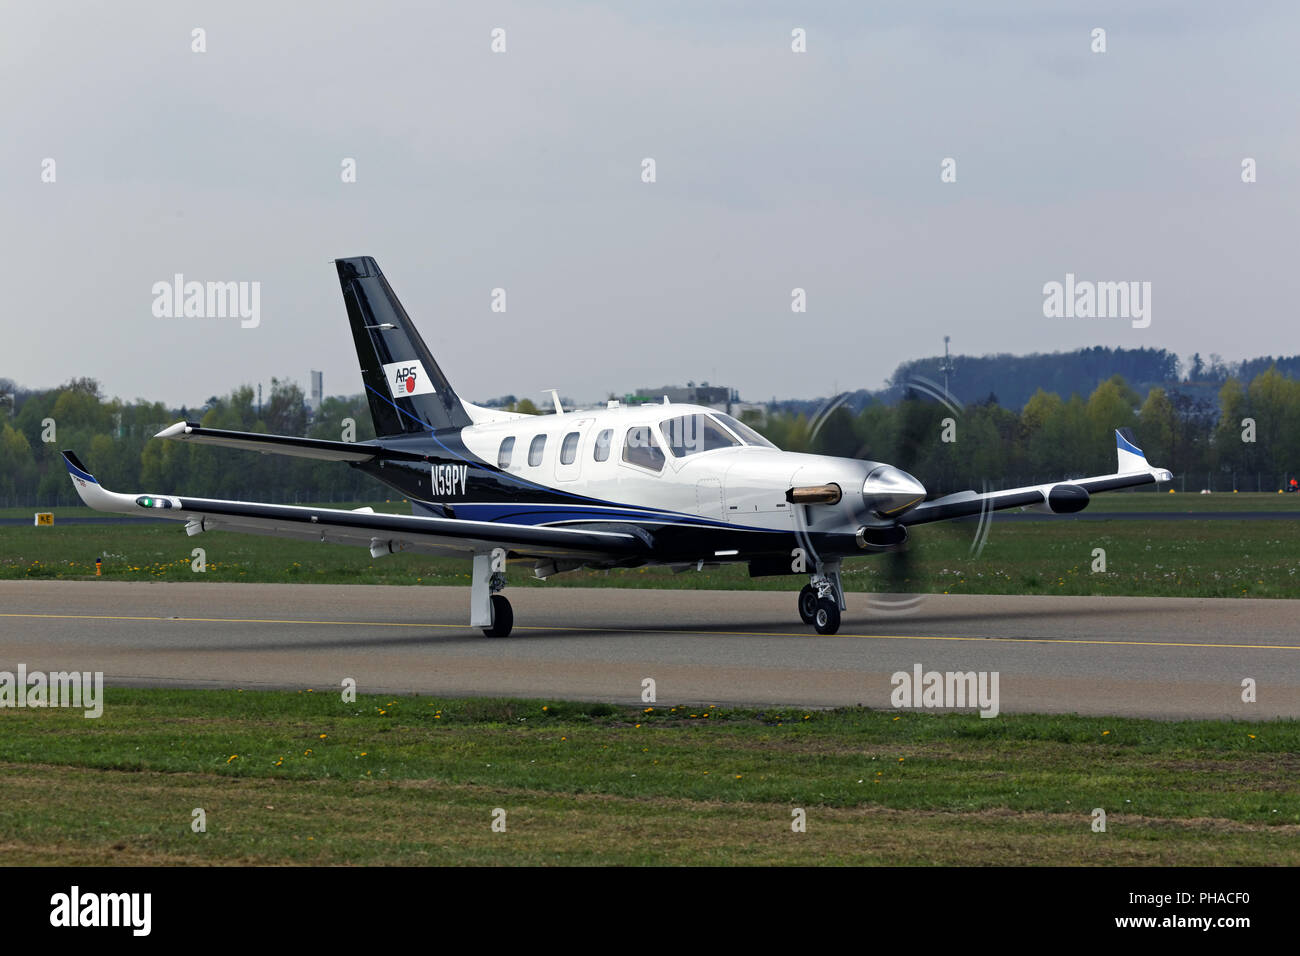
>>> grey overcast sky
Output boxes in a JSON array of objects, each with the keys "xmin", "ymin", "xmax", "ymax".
[{"xmin": 4, "ymin": 1, "xmax": 1298, "ymax": 408}]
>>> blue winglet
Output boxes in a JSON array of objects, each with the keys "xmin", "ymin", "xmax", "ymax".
[
  {"xmin": 61, "ymin": 451, "xmax": 98, "ymax": 485},
  {"xmin": 1115, "ymin": 429, "xmax": 1143, "ymax": 457}
]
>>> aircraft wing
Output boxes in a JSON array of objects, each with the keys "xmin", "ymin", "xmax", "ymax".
[
  {"xmin": 152, "ymin": 421, "xmax": 428, "ymax": 463},
  {"xmin": 60, "ymin": 451, "xmax": 647, "ymax": 561},
  {"xmin": 899, "ymin": 430, "xmax": 1173, "ymax": 526}
]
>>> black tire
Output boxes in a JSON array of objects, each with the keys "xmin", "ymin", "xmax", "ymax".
[
  {"xmin": 483, "ymin": 594, "xmax": 513, "ymax": 637},
  {"xmin": 813, "ymin": 598, "xmax": 841, "ymax": 635},
  {"xmin": 798, "ymin": 584, "xmax": 818, "ymax": 624}
]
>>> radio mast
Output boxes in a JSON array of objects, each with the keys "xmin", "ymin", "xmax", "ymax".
[{"xmin": 939, "ymin": 336, "xmax": 955, "ymax": 398}]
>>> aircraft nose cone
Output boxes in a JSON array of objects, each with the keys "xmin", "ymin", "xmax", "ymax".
[{"xmin": 862, "ymin": 465, "xmax": 926, "ymax": 518}]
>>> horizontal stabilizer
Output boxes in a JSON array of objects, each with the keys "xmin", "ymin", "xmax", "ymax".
[{"xmin": 153, "ymin": 422, "xmax": 426, "ymax": 463}]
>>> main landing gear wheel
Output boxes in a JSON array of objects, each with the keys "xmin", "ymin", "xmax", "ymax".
[
  {"xmin": 798, "ymin": 584, "xmax": 819, "ymax": 625},
  {"xmin": 483, "ymin": 594, "xmax": 513, "ymax": 638},
  {"xmin": 813, "ymin": 598, "xmax": 841, "ymax": 635}
]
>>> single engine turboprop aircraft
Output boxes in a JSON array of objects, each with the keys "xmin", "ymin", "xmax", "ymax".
[{"xmin": 63, "ymin": 256, "xmax": 1172, "ymax": 636}]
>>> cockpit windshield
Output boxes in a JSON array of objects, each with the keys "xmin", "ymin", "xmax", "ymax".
[
  {"xmin": 712, "ymin": 412, "xmax": 778, "ymax": 449},
  {"xmin": 660, "ymin": 414, "xmax": 741, "ymax": 458}
]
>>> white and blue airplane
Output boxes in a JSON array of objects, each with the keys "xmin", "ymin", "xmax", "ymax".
[{"xmin": 63, "ymin": 256, "xmax": 1172, "ymax": 636}]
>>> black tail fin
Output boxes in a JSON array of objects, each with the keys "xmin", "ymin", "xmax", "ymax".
[{"xmin": 335, "ymin": 256, "xmax": 472, "ymax": 436}]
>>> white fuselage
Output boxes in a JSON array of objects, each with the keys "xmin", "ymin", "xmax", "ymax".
[{"xmin": 453, "ymin": 402, "xmax": 879, "ymax": 537}]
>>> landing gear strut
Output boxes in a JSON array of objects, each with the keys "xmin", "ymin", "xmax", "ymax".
[
  {"xmin": 472, "ymin": 551, "xmax": 514, "ymax": 637},
  {"xmin": 799, "ymin": 561, "xmax": 844, "ymax": 635}
]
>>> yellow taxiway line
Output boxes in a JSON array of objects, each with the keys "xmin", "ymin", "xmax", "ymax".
[{"xmin": 0, "ymin": 612, "xmax": 1296, "ymax": 651}]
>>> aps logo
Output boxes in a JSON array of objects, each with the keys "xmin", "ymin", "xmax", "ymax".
[{"xmin": 382, "ymin": 359, "xmax": 436, "ymax": 399}]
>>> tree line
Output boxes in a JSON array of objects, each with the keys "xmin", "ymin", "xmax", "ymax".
[
  {"xmin": 1, "ymin": 366, "xmax": 1297, "ymax": 507},
  {"xmin": 746, "ymin": 368, "xmax": 1299, "ymax": 493},
  {"xmin": 0, "ymin": 378, "xmax": 378, "ymax": 507},
  {"xmin": 882, "ymin": 346, "xmax": 1300, "ymax": 413}
]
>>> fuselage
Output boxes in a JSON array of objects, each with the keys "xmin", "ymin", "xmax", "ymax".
[{"xmin": 353, "ymin": 402, "xmax": 892, "ymax": 566}]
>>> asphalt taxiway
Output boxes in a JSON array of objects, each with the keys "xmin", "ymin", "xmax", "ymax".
[{"xmin": 0, "ymin": 581, "xmax": 1295, "ymax": 719}]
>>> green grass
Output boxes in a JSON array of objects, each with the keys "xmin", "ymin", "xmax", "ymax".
[
  {"xmin": 4, "ymin": 511, "xmax": 1297, "ymax": 598},
  {"xmin": 0, "ymin": 690, "xmax": 1295, "ymax": 865},
  {"xmin": 1, "ymin": 505, "xmax": 99, "ymax": 519},
  {"xmin": 1081, "ymin": 491, "xmax": 1300, "ymax": 512}
]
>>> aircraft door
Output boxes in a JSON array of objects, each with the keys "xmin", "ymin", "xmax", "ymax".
[{"xmin": 695, "ymin": 477, "xmax": 725, "ymax": 523}]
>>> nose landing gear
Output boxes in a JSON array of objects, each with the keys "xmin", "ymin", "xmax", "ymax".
[
  {"xmin": 798, "ymin": 561, "xmax": 845, "ymax": 635},
  {"xmin": 811, "ymin": 598, "xmax": 840, "ymax": 635},
  {"xmin": 797, "ymin": 584, "xmax": 819, "ymax": 624}
]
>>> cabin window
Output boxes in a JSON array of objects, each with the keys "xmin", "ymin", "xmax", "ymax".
[
  {"xmin": 497, "ymin": 436, "xmax": 515, "ymax": 469},
  {"xmin": 528, "ymin": 434, "xmax": 547, "ymax": 467},
  {"xmin": 593, "ymin": 429, "xmax": 613, "ymax": 462},
  {"xmin": 560, "ymin": 431, "xmax": 580, "ymax": 465},
  {"xmin": 660, "ymin": 414, "xmax": 741, "ymax": 458},
  {"xmin": 622, "ymin": 425, "xmax": 665, "ymax": 472}
]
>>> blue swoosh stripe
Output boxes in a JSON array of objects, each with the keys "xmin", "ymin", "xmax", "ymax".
[
  {"xmin": 1115, "ymin": 430, "xmax": 1144, "ymax": 456},
  {"xmin": 64, "ymin": 458, "xmax": 97, "ymax": 484}
]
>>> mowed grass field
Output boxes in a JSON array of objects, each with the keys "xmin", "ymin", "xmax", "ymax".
[
  {"xmin": 0, "ymin": 690, "xmax": 1295, "ymax": 865},
  {"xmin": 3, "ymin": 494, "xmax": 1297, "ymax": 597}
]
